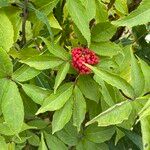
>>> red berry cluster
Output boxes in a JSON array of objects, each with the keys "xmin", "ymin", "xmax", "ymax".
[{"xmin": 71, "ymin": 47, "xmax": 99, "ymax": 74}]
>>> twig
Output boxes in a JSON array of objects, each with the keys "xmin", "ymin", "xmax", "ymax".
[{"xmin": 21, "ymin": 0, "xmax": 28, "ymax": 47}]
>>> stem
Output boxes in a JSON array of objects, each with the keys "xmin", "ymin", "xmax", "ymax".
[{"xmin": 21, "ymin": 0, "xmax": 28, "ymax": 47}]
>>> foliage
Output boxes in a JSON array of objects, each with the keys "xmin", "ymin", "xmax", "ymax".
[{"xmin": 0, "ymin": 0, "xmax": 150, "ymax": 149}]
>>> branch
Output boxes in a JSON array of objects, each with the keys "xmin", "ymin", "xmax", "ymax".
[{"xmin": 21, "ymin": 0, "xmax": 28, "ymax": 47}]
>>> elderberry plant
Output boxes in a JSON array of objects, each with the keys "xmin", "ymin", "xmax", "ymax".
[{"xmin": 0, "ymin": 0, "xmax": 149, "ymax": 149}]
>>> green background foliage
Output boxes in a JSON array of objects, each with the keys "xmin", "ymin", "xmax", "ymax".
[{"xmin": 0, "ymin": 0, "xmax": 149, "ymax": 149}]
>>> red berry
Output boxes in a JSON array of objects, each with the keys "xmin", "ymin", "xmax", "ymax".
[{"xmin": 71, "ymin": 47, "xmax": 99, "ymax": 74}]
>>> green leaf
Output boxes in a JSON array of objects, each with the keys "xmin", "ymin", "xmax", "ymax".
[
  {"xmin": 131, "ymin": 52, "xmax": 145, "ymax": 97},
  {"xmin": 0, "ymin": 122, "xmax": 34, "ymax": 136},
  {"xmin": 0, "ymin": 136, "xmax": 7, "ymax": 150},
  {"xmin": 52, "ymin": 97, "xmax": 73, "ymax": 134},
  {"xmin": 22, "ymin": 84, "xmax": 51, "ymax": 105},
  {"xmin": 141, "ymin": 116, "xmax": 150, "ymax": 150},
  {"xmin": 4, "ymin": 7, "xmax": 22, "ymax": 42},
  {"xmin": 48, "ymin": 13, "xmax": 62, "ymax": 30},
  {"xmin": 140, "ymin": 59, "xmax": 150, "ymax": 94},
  {"xmin": 0, "ymin": 123, "xmax": 15, "ymax": 136},
  {"xmin": 29, "ymin": 3, "xmax": 54, "ymax": 41},
  {"xmin": 112, "ymin": 0, "xmax": 150, "ymax": 27},
  {"xmin": 44, "ymin": 132, "xmax": 67, "ymax": 150},
  {"xmin": 86, "ymin": 101, "xmax": 132, "ymax": 126},
  {"xmin": 54, "ymin": 62, "xmax": 70, "ymax": 93},
  {"xmin": 27, "ymin": 131, "xmax": 40, "ymax": 147},
  {"xmin": 95, "ymin": 0, "xmax": 108, "ymax": 23},
  {"xmin": 77, "ymin": 75, "xmax": 100, "ymax": 103},
  {"xmin": 91, "ymin": 22, "xmax": 117, "ymax": 42},
  {"xmin": 0, "ymin": 79, "xmax": 10, "ymax": 105},
  {"xmin": 0, "ymin": 48, "xmax": 13, "ymax": 78},
  {"xmin": 1, "ymin": 80, "xmax": 24, "ymax": 134},
  {"xmin": 79, "ymin": 0, "xmax": 96, "ymax": 21},
  {"xmin": 27, "ymin": 119, "xmax": 48, "ymax": 130},
  {"xmin": 85, "ymin": 124, "xmax": 115, "ymax": 143},
  {"xmin": 20, "ymin": 55, "xmax": 64, "ymax": 70},
  {"xmin": 114, "ymin": 0, "xmax": 128, "ymax": 15},
  {"xmin": 119, "ymin": 127, "xmax": 143, "ymax": 150},
  {"xmin": 90, "ymin": 42, "xmax": 122, "ymax": 57},
  {"xmin": 0, "ymin": 0, "xmax": 10, "ymax": 7},
  {"xmin": 76, "ymin": 139, "xmax": 109, "ymax": 150},
  {"xmin": 73, "ymin": 86, "xmax": 86, "ymax": 131},
  {"xmin": 66, "ymin": 0, "xmax": 91, "ymax": 46},
  {"xmin": 0, "ymin": 10, "xmax": 14, "ymax": 52},
  {"xmin": 38, "ymin": 133, "xmax": 48, "ymax": 150},
  {"xmin": 31, "ymin": 0, "xmax": 60, "ymax": 15},
  {"xmin": 36, "ymin": 83, "xmax": 73, "ymax": 114},
  {"xmin": 139, "ymin": 98, "xmax": 150, "ymax": 120},
  {"xmin": 94, "ymin": 76, "xmax": 115, "ymax": 106},
  {"xmin": 86, "ymin": 65, "xmax": 135, "ymax": 99},
  {"xmin": 56, "ymin": 122, "xmax": 78, "ymax": 146},
  {"xmin": 12, "ymin": 65, "xmax": 41, "ymax": 82},
  {"xmin": 39, "ymin": 37, "xmax": 70, "ymax": 60}
]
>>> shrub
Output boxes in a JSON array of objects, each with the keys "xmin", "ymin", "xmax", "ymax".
[{"xmin": 0, "ymin": 0, "xmax": 150, "ymax": 149}]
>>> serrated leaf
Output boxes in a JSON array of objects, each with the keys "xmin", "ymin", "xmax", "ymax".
[
  {"xmin": 38, "ymin": 133, "xmax": 48, "ymax": 150},
  {"xmin": 0, "ymin": 79, "xmax": 10, "ymax": 104},
  {"xmin": 91, "ymin": 22, "xmax": 117, "ymax": 42},
  {"xmin": 139, "ymin": 98, "xmax": 150, "ymax": 120},
  {"xmin": 73, "ymin": 86, "xmax": 86, "ymax": 131},
  {"xmin": 95, "ymin": 0, "xmax": 108, "ymax": 23},
  {"xmin": 76, "ymin": 139, "xmax": 109, "ymax": 150},
  {"xmin": 114, "ymin": 0, "xmax": 128, "ymax": 15},
  {"xmin": 54, "ymin": 62, "xmax": 70, "ymax": 93},
  {"xmin": 86, "ymin": 65, "xmax": 135, "ymax": 99},
  {"xmin": 1, "ymin": 80, "xmax": 24, "ymax": 134},
  {"xmin": 0, "ymin": 122, "xmax": 35, "ymax": 136},
  {"xmin": 0, "ymin": 10, "xmax": 14, "ymax": 52},
  {"xmin": 27, "ymin": 131, "xmax": 40, "ymax": 147},
  {"xmin": 52, "ymin": 97, "xmax": 73, "ymax": 134},
  {"xmin": 79, "ymin": 0, "xmax": 96, "ymax": 21},
  {"xmin": 66, "ymin": 0, "xmax": 91, "ymax": 46},
  {"xmin": 112, "ymin": 0, "xmax": 150, "ymax": 27},
  {"xmin": 12, "ymin": 65, "xmax": 41, "ymax": 82},
  {"xmin": 4, "ymin": 7, "xmax": 22, "ymax": 42},
  {"xmin": 56, "ymin": 122, "xmax": 78, "ymax": 146},
  {"xmin": 48, "ymin": 13, "xmax": 62, "ymax": 30},
  {"xmin": 85, "ymin": 124, "xmax": 115, "ymax": 143},
  {"xmin": 0, "ymin": 123, "xmax": 15, "ymax": 136},
  {"xmin": 39, "ymin": 37, "xmax": 70, "ymax": 60},
  {"xmin": 119, "ymin": 127, "xmax": 143, "ymax": 150},
  {"xmin": 0, "ymin": 48, "xmax": 13, "ymax": 78},
  {"xmin": 32, "ymin": 0, "xmax": 60, "ymax": 15},
  {"xmin": 20, "ymin": 55, "xmax": 63, "ymax": 70},
  {"xmin": 86, "ymin": 101, "xmax": 132, "ymax": 126},
  {"xmin": 36, "ymin": 83, "xmax": 73, "ymax": 114},
  {"xmin": 94, "ymin": 76, "xmax": 115, "ymax": 106},
  {"xmin": 77, "ymin": 75, "xmax": 100, "ymax": 103},
  {"xmin": 131, "ymin": 52, "xmax": 145, "ymax": 97},
  {"xmin": 22, "ymin": 84, "xmax": 51, "ymax": 105},
  {"xmin": 141, "ymin": 116, "xmax": 150, "ymax": 150},
  {"xmin": 28, "ymin": 4, "xmax": 54, "ymax": 41},
  {"xmin": 27, "ymin": 119, "xmax": 48, "ymax": 130},
  {"xmin": 90, "ymin": 42, "xmax": 122, "ymax": 57},
  {"xmin": 44, "ymin": 132, "xmax": 67, "ymax": 150},
  {"xmin": 140, "ymin": 59, "xmax": 150, "ymax": 94},
  {"xmin": 9, "ymin": 47, "xmax": 40, "ymax": 60}
]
